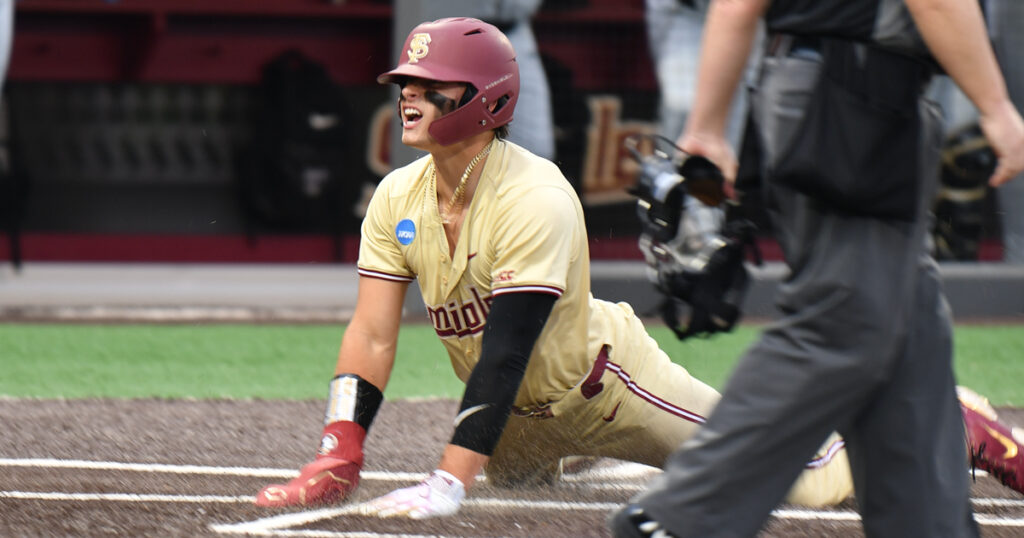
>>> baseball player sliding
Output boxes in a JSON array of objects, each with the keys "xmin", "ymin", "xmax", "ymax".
[{"xmin": 254, "ymin": 17, "xmax": 855, "ymax": 518}]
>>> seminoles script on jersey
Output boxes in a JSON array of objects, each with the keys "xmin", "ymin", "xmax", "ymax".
[{"xmin": 427, "ymin": 286, "xmax": 492, "ymax": 338}]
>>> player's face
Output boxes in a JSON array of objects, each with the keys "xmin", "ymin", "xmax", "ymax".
[{"xmin": 398, "ymin": 77, "xmax": 467, "ymax": 149}]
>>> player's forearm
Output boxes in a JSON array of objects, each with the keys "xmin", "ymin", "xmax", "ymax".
[
  {"xmin": 685, "ymin": 0, "xmax": 767, "ymax": 137},
  {"xmin": 438, "ymin": 444, "xmax": 489, "ymax": 490},
  {"xmin": 439, "ymin": 293, "xmax": 554, "ymax": 492},
  {"xmin": 905, "ymin": 0, "xmax": 1010, "ymax": 117},
  {"xmin": 333, "ymin": 277, "xmax": 406, "ymax": 390},
  {"xmin": 335, "ymin": 320, "xmax": 398, "ymax": 391},
  {"xmin": 448, "ymin": 293, "xmax": 555, "ymax": 458}
]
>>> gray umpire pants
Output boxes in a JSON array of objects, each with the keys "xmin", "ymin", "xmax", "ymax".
[{"xmin": 632, "ymin": 42, "xmax": 978, "ymax": 537}]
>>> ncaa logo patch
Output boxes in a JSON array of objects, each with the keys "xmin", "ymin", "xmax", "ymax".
[{"xmin": 395, "ymin": 219, "xmax": 417, "ymax": 245}]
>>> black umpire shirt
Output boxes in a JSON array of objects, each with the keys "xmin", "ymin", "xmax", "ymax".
[{"xmin": 766, "ymin": 0, "xmax": 930, "ymax": 57}]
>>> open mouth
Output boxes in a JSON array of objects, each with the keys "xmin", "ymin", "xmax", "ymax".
[{"xmin": 402, "ymin": 107, "xmax": 423, "ymax": 128}]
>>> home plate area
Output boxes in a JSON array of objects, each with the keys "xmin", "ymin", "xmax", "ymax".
[{"xmin": 1, "ymin": 399, "xmax": 1023, "ymax": 537}]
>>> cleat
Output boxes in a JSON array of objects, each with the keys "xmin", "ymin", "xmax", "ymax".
[
  {"xmin": 255, "ymin": 457, "xmax": 360, "ymax": 508},
  {"xmin": 958, "ymin": 386, "xmax": 1024, "ymax": 495},
  {"xmin": 608, "ymin": 504, "xmax": 677, "ymax": 538}
]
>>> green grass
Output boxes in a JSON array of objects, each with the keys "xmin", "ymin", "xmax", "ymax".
[{"xmin": 0, "ymin": 323, "xmax": 1021, "ymax": 405}]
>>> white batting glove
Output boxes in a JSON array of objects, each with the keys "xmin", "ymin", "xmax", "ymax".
[{"xmin": 362, "ymin": 470, "xmax": 465, "ymax": 519}]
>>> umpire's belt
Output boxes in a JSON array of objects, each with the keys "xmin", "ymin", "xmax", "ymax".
[
  {"xmin": 767, "ymin": 33, "xmax": 932, "ymax": 93},
  {"xmin": 766, "ymin": 33, "xmax": 821, "ymax": 58}
]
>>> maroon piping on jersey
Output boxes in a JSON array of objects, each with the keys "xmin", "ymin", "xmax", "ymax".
[{"xmin": 357, "ymin": 267, "xmax": 415, "ymax": 282}]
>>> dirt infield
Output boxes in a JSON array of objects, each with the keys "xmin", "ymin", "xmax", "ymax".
[{"xmin": 2, "ymin": 398, "xmax": 1022, "ymax": 537}]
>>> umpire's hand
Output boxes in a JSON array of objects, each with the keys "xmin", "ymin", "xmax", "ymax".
[
  {"xmin": 979, "ymin": 100, "xmax": 1024, "ymax": 187},
  {"xmin": 677, "ymin": 132, "xmax": 738, "ymax": 201}
]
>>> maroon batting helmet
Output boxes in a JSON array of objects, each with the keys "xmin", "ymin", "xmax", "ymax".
[{"xmin": 377, "ymin": 17, "xmax": 519, "ymax": 146}]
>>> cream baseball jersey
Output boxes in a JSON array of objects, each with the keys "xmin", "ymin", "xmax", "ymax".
[{"xmin": 357, "ymin": 140, "xmax": 597, "ymax": 406}]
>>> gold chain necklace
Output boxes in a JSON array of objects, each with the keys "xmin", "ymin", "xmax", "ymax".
[{"xmin": 434, "ymin": 140, "xmax": 493, "ymax": 225}]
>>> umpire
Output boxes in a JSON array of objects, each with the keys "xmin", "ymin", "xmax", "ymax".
[{"xmin": 611, "ymin": 0, "xmax": 1024, "ymax": 537}]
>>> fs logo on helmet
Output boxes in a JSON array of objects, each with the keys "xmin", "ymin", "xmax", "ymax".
[{"xmin": 407, "ymin": 33, "xmax": 431, "ymax": 64}]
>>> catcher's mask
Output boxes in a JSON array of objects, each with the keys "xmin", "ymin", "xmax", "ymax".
[
  {"xmin": 626, "ymin": 134, "xmax": 760, "ymax": 340},
  {"xmin": 933, "ymin": 123, "xmax": 995, "ymax": 261},
  {"xmin": 377, "ymin": 17, "xmax": 519, "ymax": 146}
]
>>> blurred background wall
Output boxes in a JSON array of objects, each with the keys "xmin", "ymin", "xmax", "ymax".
[{"xmin": 0, "ymin": 0, "xmax": 1013, "ymax": 267}]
